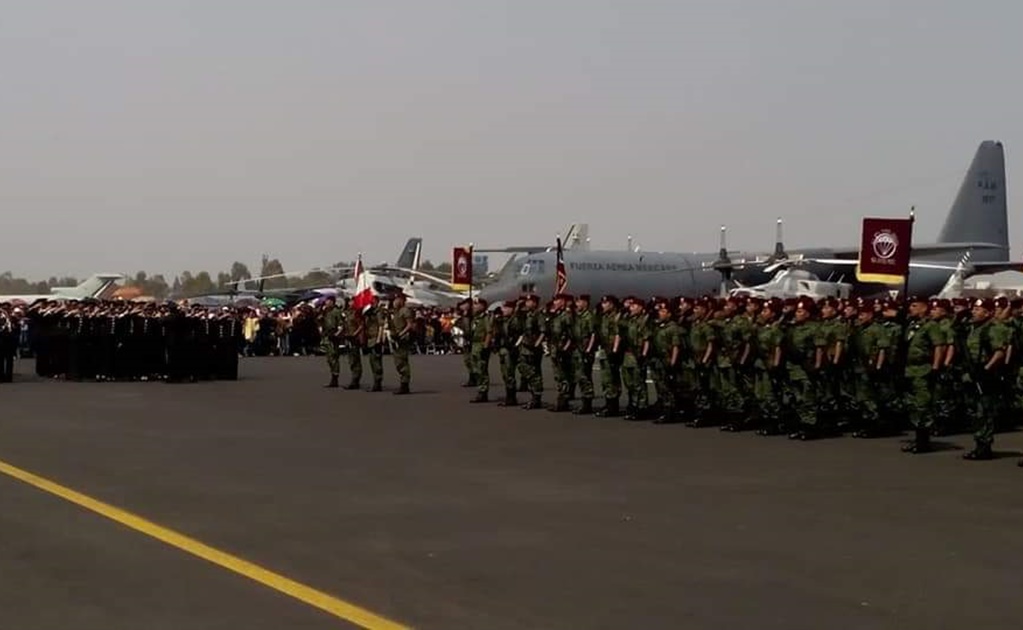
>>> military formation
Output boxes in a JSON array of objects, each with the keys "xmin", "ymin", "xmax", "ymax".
[
  {"xmin": 317, "ymin": 292, "xmax": 416, "ymax": 394},
  {"xmin": 0, "ymin": 300, "xmax": 243, "ymax": 382},
  {"xmin": 455, "ymin": 292, "xmax": 1023, "ymax": 466}
]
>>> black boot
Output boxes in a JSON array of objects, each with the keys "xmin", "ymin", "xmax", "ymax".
[
  {"xmin": 963, "ymin": 442, "xmax": 993, "ymax": 460},
  {"xmin": 522, "ymin": 395, "xmax": 543, "ymax": 410},
  {"xmin": 653, "ymin": 407, "xmax": 678, "ymax": 424},
  {"xmin": 595, "ymin": 398, "xmax": 619, "ymax": 417},
  {"xmin": 462, "ymin": 375, "xmax": 478, "ymax": 388},
  {"xmin": 573, "ymin": 398, "xmax": 594, "ymax": 415},
  {"xmin": 497, "ymin": 389, "xmax": 518, "ymax": 407},
  {"xmin": 470, "ymin": 391, "xmax": 488, "ymax": 403},
  {"xmin": 344, "ymin": 379, "xmax": 360, "ymax": 390},
  {"xmin": 902, "ymin": 427, "xmax": 931, "ymax": 453},
  {"xmin": 547, "ymin": 396, "xmax": 570, "ymax": 412},
  {"xmin": 393, "ymin": 382, "xmax": 410, "ymax": 395},
  {"xmin": 367, "ymin": 380, "xmax": 382, "ymax": 392},
  {"xmin": 324, "ymin": 374, "xmax": 339, "ymax": 388}
]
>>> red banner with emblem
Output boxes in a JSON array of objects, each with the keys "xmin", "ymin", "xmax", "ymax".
[
  {"xmin": 452, "ymin": 246, "xmax": 473, "ymax": 287},
  {"xmin": 856, "ymin": 217, "xmax": 913, "ymax": 284}
]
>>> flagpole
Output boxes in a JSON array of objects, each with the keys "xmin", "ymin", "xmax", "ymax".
[
  {"xmin": 467, "ymin": 243, "xmax": 474, "ymax": 359},
  {"xmin": 901, "ymin": 207, "xmax": 915, "ymax": 303}
]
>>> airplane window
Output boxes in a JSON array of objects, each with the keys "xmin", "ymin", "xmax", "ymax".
[{"xmin": 519, "ymin": 263, "xmax": 531, "ymax": 275}]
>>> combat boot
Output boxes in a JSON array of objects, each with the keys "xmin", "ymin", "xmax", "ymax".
[
  {"xmin": 573, "ymin": 398, "xmax": 594, "ymax": 415},
  {"xmin": 368, "ymin": 380, "xmax": 382, "ymax": 392},
  {"xmin": 462, "ymin": 375, "xmax": 477, "ymax": 388},
  {"xmin": 325, "ymin": 374, "xmax": 339, "ymax": 388},
  {"xmin": 470, "ymin": 391, "xmax": 488, "ymax": 403},
  {"xmin": 963, "ymin": 443, "xmax": 993, "ymax": 460},
  {"xmin": 653, "ymin": 407, "xmax": 678, "ymax": 424},
  {"xmin": 344, "ymin": 379, "xmax": 360, "ymax": 390},
  {"xmin": 595, "ymin": 398, "xmax": 620, "ymax": 417},
  {"xmin": 497, "ymin": 389, "xmax": 518, "ymax": 407},
  {"xmin": 522, "ymin": 395, "xmax": 543, "ymax": 410},
  {"xmin": 547, "ymin": 396, "xmax": 570, "ymax": 412},
  {"xmin": 902, "ymin": 428, "xmax": 931, "ymax": 453}
]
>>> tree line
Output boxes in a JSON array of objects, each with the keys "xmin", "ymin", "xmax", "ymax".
[{"xmin": 0, "ymin": 258, "xmax": 454, "ymax": 300}]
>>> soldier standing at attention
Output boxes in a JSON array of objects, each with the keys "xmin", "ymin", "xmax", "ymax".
[
  {"xmin": 547, "ymin": 294, "xmax": 575, "ymax": 412},
  {"xmin": 388, "ymin": 292, "xmax": 414, "ymax": 394},
  {"xmin": 901, "ymin": 296, "xmax": 951, "ymax": 453},
  {"xmin": 961, "ymin": 298, "xmax": 1010, "ymax": 460},
  {"xmin": 848, "ymin": 300, "xmax": 892, "ymax": 438},
  {"xmin": 686, "ymin": 297, "xmax": 717, "ymax": 427},
  {"xmin": 469, "ymin": 298, "xmax": 493, "ymax": 403},
  {"xmin": 783, "ymin": 299, "xmax": 824, "ymax": 440},
  {"xmin": 927, "ymin": 298, "xmax": 958, "ymax": 436},
  {"xmin": 617, "ymin": 297, "xmax": 651, "ymax": 421},
  {"xmin": 319, "ymin": 296, "xmax": 344, "ymax": 388},
  {"xmin": 494, "ymin": 300, "xmax": 521, "ymax": 406},
  {"xmin": 752, "ymin": 298, "xmax": 786, "ymax": 435},
  {"xmin": 362, "ymin": 298, "xmax": 386, "ymax": 392},
  {"xmin": 572, "ymin": 294, "xmax": 597, "ymax": 415},
  {"xmin": 594, "ymin": 296, "xmax": 622, "ymax": 417},
  {"xmin": 516, "ymin": 293, "xmax": 546, "ymax": 409},
  {"xmin": 344, "ymin": 299, "xmax": 365, "ymax": 390},
  {"xmin": 456, "ymin": 299, "xmax": 476, "ymax": 387},
  {"xmin": 649, "ymin": 298, "xmax": 682, "ymax": 424},
  {"xmin": 716, "ymin": 297, "xmax": 751, "ymax": 429}
]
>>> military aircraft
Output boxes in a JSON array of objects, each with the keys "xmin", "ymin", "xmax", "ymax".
[
  {"xmin": 0, "ymin": 273, "xmax": 125, "ymax": 304},
  {"xmin": 478, "ymin": 141, "xmax": 1019, "ymax": 303},
  {"xmin": 202, "ymin": 237, "xmax": 471, "ymax": 309},
  {"xmin": 729, "ymin": 268, "xmax": 853, "ymax": 300}
]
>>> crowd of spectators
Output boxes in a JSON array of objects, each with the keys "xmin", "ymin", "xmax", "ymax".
[{"xmin": 237, "ymin": 302, "xmax": 465, "ymax": 357}]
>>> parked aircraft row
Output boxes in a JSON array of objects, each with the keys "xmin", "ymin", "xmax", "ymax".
[
  {"xmin": 477, "ymin": 140, "xmax": 1019, "ymax": 303},
  {"xmin": 0, "ymin": 274, "xmax": 124, "ymax": 304}
]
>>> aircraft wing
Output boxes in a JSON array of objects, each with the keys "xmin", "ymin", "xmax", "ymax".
[
  {"xmin": 793, "ymin": 258, "xmax": 1023, "ymax": 275},
  {"xmin": 824, "ymin": 242, "xmax": 1008, "ymax": 259}
]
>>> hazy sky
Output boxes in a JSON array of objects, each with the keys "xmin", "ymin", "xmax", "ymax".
[{"xmin": 2, "ymin": 0, "xmax": 1021, "ymax": 279}]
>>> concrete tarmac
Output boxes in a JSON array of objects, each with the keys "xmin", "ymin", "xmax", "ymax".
[{"xmin": 1, "ymin": 355, "xmax": 1022, "ymax": 629}]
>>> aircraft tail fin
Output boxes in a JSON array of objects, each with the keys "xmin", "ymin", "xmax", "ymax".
[
  {"xmin": 395, "ymin": 238, "xmax": 422, "ymax": 270},
  {"xmin": 50, "ymin": 273, "xmax": 124, "ymax": 299},
  {"xmin": 937, "ymin": 141, "xmax": 1009, "ymax": 257}
]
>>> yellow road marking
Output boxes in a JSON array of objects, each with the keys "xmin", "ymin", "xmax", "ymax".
[{"xmin": 0, "ymin": 459, "xmax": 409, "ymax": 630}]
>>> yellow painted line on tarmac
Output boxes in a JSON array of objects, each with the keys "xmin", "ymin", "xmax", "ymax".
[{"xmin": 0, "ymin": 459, "xmax": 409, "ymax": 630}]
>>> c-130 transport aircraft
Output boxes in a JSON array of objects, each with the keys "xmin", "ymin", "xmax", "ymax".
[{"xmin": 477, "ymin": 141, "xmax": 1018, "ymax": 303}]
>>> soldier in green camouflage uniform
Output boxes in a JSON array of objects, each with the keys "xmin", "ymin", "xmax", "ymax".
[
  {"xmin": 927, "ymin": 298, "xmax": 958, "ymax": 436},
  {"xmin": 456, "ymin": 299, "xmax": 476, "ymax": 387},
  {"xmin": 618, "ymin": 297, "xmax": 650, "ymax": 420},
  {"xmin": 571, "ymin": 295, "xmax": 597, "ymax": 415},
  {"xmin": 815, "ymin": 298, "xmax": 848, "ymax": 422},
  {"xmin": 517, "ymin": 294, "xmax": 545, "ymax": 409},
  {"xmin": 848, "ymin": 299, "xmax": 892, "ymax": 438},
  {"xmin": 362, "ymin": 299, "xmax": 386, "ymax": 391},
  {"xmin": 686, "ymin": 298, "xmax": 717, "ymax": 427},
  {"xmin": 594, "ymin": 295, "xmax": 622, "ymax": 417},
  {"xmin": 344, "ymin": 301, "xmax": 365, "ymax": 390},
  {"xmin": 547, "ymin": 294, "xmax": 575, "ymax": 412},
  {"xmin": 469, "ymin": 298, "xmax": 493, "ymax": 403},
  {"xmin": 752, "ymin": 298, "xmax": 786, "ymax": 435},
  {"xmin": 962, "ymin": 298, "xmax": 1010, "ymax": 460},
  {"xmin": 991, "ymin": 297, "xmax": 1017, "ymax": 431},
  {"xmin": 495, "ymin": 300, "xmax": 521, "ymax": 407},
  {"xmin": 649, "ymin": 297, "xmax": 682, "ymax": 423},
  {"xmin": 319, "ymin": 296, "xmax": 345, "ymax": 388},
  {"xmin": 783, "ymin": 298, "xmax": 825, "ymax": 439},
  {"xmin": 388, "ymin": 293, "xmax": 414, "ymax": 394},
  {"xmin": 901, "ymin": 296, "xmax": 951, "ymax": 453},
  {"xmin": 716, "ymin": 297, "xmax": 753, "ymax": 429}
]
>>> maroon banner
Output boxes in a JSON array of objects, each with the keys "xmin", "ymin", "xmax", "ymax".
[
  {"xmin": 452, "ymin": 247, "xmax": 472, "ymax": 286},
  {"xmin": 857, "ymin": 217, "xmax": 913, "ymax": 283}
]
